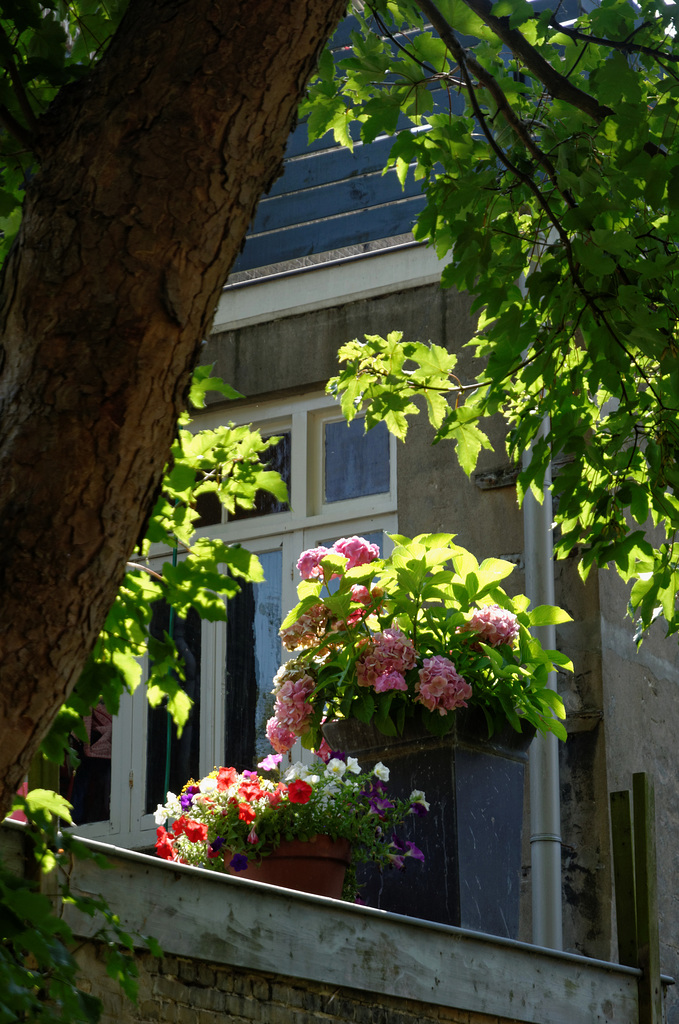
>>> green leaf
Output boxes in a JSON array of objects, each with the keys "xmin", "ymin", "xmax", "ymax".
[
  {"xmin": 25, "ymin": 788, "xmax": 72, "ymax": 824},
  {"xmin": 527, "ymin": 605, "xmax": 573, "ymax": 627}
]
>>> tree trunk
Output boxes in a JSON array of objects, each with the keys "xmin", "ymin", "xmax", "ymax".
[{"xmin": 0, "ymin": 0, "xmax": 346, "ymax": 819}]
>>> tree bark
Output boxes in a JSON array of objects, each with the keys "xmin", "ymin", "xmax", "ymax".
[{"xmin": 0, "ymin": 0, "xmax": 346, "ymax": 818}]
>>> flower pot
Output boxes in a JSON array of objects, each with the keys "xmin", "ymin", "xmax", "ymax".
[
  {"xmin": 323, "ymin": 711, "xmax": 534, "ymax": 936},
  {"xmin": 226, "ymin": 835, "xmax": 351, "ymax": 899}
]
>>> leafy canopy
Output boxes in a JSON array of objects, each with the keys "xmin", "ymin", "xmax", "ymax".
[{"xmin": 312, "ymin": 0, "xmax": 679, "ymax": 644}]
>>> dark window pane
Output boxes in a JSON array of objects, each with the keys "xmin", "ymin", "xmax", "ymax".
[
  {"xmin": 69, "ymin": 702, "xmax": 112, "ymax": 825},
  {"xmin": 194, "ymin": 490, "xmax": 222, "ymax": 528},
  {"xmin": 230, "ymin": 432, "xmax": 291, "ymax": 521},
  {"xmin": 146, "ymin": 603, "xmax": 202, "ymax": 811},
  {"xmin": 324, "ymin": 418, "xmax": 390, "ymax": 502},
  {"xmin": 225, "ymin": 551, "xmax": 282, "ymax": 769}
]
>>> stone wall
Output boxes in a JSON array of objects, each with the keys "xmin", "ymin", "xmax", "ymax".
[{"xmin": 76, "ymin": 943, "xmax": 526, "ymax": 1024}]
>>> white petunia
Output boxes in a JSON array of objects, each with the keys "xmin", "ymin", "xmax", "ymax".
[
  {"xmin": 325, "ymin": 758, "xmax": 348, "ymax": 778},
  {"xmin": 284, "ymin": 761, "xmax": 308, "ymax": 781},
  {"xmin": 346, "ymin": 757, "xmax": 361, "ymax": 774},
  {"xmin": 199, "ymin": 776, "xmax": 218, "ymax": 793},
  {"xmin": 373, "ymin": 762, "xmax": 390, "ymax": 781},
  {"xmin": 409, "ymin": 789, "xmax": 430, "ymax": 811},
  {"xmin": 157, "ymin": 792, "xmax": 181, "ymax": 822},
  {"xmin": 154, "ymin": 803, "xmax": 168, "ymax": 826}
]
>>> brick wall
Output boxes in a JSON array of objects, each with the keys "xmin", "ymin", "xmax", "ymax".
[{"xmin": 75, "ymin": 942, "xmax": 524, "ymax": 1024}]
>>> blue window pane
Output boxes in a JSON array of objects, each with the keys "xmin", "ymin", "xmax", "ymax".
[{"xmin": 324, "ymin": 418, "xmax": 390, "ymax": 502}]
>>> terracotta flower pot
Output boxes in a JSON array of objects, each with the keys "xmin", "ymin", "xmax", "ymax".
[{"xmin": 226, "ymin": 835, "xmax": 351, "ymax": 899}]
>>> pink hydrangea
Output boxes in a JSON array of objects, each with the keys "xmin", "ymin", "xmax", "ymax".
[
  {"xmin": 266, "ymin": 717, "xmax": 296, "ymax": 754},
  {"xmin": 374, "ymin": 671, "xmax": 408, "ymax": 693},
  {"xmin": 467, "ymin": 605, "xmax": 520, "ymax": 647},
  {"xmin": 332, "ymin": 536, "xmax": 380, "ymax": 570},
  {"xmin": 273, "ymin": 676, "xmax": 315, "ymax": 733},
  {"xmin": 415, "ymin": 656, "xmax": 472, "ymax": 715},
  {"xmin": 296, "ymin": 546, "xmax": 331, "ymax": 580},
  {"xmin": 350, "ymin": 585, "xmax": 371, "ymax": 605},
  {"xmin": 356, "ymin": 627, "xmax": 417, "ymax": 690},
  {"xmin": 270, "ymin": 662, "xmax": 316, "ymax": 738}
]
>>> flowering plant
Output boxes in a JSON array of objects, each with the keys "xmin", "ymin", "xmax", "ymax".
[
  {"xmin": 267, "ymin": 533, "xmax": 571, "ymax": 753},
  {"xmin": 154, "ymin": 752, "xmax": 428, "ymax": 891}
]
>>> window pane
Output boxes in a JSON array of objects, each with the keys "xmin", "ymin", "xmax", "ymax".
[
  {"xmin": 230, "ymin": 432, "xmax": 291, "ymax": 521},
  {"xmin": 146, "ymin": 603, "xmax": 202, "ymax": 811},
  {"xmin": 324, "ymin": 418, "xmax": 389, "ymax": 502},
  {"xmin": 69, "ymin": 702, "xmax": 112, "ymax": 825},
  {"xmin": 224, "ymin": 550, "xmax": 282, "ymax": 769},
  {"xmin": 194, "ymin": 490, "xmax": 222, "ymax": 528}
]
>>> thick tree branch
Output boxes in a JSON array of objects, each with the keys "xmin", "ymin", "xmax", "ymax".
[
  {"xmin": 414, "ymin": 0, "xmax": 575, "ymax": 208},
  {"xmin": 0, "ymin": 0, "xmax": 346, "ymax": 820},
  {"xmin": 441, "ymin": 0, "xmax": 613, "ymax": 122},
  {"xmin": 549, "ymin": 16, "xmax": 679, "ymax": 64}
]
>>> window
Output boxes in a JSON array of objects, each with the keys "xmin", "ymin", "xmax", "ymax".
[{"xmin": 71, "ymin": 393, "xmax": 397, "ymax": 849}]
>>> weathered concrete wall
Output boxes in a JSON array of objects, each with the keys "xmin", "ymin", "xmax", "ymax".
[{"xmin": 598, "ymin": 568, "xmax": 679, "ymax": 1023}]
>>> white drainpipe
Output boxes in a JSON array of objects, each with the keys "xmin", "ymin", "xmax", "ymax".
[{"xmin": 522, "ymin": 421, "xmax": 563, "ymax": 950}]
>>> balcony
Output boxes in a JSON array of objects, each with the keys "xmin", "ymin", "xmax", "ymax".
[{"xmin": 1, "ymin": 819, "xmax": 667, "ymax": 1024}]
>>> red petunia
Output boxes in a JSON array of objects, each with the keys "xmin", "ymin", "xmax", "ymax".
[
  {"xmin": 267, "ymin": 783, "xmax": 287, "ymax": 807},
  {"xmin": 238, "ymin": 780, "xmax": 265, "ymax": 802},
  {"xmin": 172, "ymin": 815, "xmax": 188, "ymax": 836},
  {"xmin": 288, "ymin": 779, "xmax": 313, "ymax": 804},
  {"xmin": 155, "ymin": 827, "xmax": 175, "ymax": 860},
  {"xmin": 217, "ymin": 767, "xmax": 238, "ymax": 790},
  {"xmin": 238, "ymin": 802, "xmax": 257, "ymax": 823},
  {"xmin": 184, "ymin": 819, "xmax": 208, "ymax": 842}
]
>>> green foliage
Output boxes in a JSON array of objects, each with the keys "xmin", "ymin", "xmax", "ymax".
[
  {"xmin": 1, "ymin": 793, "xmax": 159, "ymax": 1023},
  {"xmin": 274, "ymin": 533, "xmax": 568, "ymax": 743},
  {"xmin": 154, "ymin": 760, "xmax": 424, "ymax": 882},
  {"xmin": 42, "ymin": 367, "xmax": 280, "ymax": 763},
  {"xmin": 311, "ymin": 0, "xmax": 679, "ymax": 644},
  {"xmin": 0, "ymin": 1, "xmax": 129, "ymax": 261}
]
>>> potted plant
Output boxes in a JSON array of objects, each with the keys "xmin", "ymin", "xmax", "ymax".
[
  {"xmin": 265, "ymin": 532, "xmax": 572, "ymax": 932},
  {"xmin": 154, "ymin": 752, "xmax": 428, "ymax": 901}
]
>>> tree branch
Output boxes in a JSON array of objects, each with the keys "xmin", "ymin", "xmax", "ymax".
[
  {"xmin": 414, "ymin": 0, "xmax": 575, "ymax": 209},
  {"xmin": 549, "ymin": 16, "xmax": 679, "ymax": 64},
  {"xmin": 0, "ymin": 22, "xmax": 39, "ymax": 142},
  {"xmin": 447, "ymin": 0, "xmax": 612, "ymax": 122}
]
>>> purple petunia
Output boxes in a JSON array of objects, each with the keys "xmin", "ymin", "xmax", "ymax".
[
  {"xmin": 180, "ymin": 784, "xmax": 200, "ymax": 811},
  {"xmin": 229, "ymin": 853, "xmax": 249, "ymax": 872}
]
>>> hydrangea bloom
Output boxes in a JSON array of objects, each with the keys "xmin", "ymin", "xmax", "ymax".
[
  {"xmin": 356, "ymin": 627, "xmax": 417, "ymax": 691},
  {"xmin": 467, "ymin": 604, "xmax": 520, "ymax": 647},
  {"xmin": 333, "ymin": 535, "xmax": 380, "ymax": 570},
  {"xmin": 296, "ymin": 546, "xmax": 331, "ymax": 580},
  {"xmin": 280, "ymin": 602, "xmax": 330, "ymax": 651},
  {"xmin": 270, "ymin": 661, "xmax": 316, "ymax": 738},
  {"xmin": 373, "ymin": 670, "xmax": 408, "ymax": 693},
  {"xmin": 415, "ymin": 656, "xmax": 472, "ymax": 715},
  {"xmin": 266, "ymin": 717, "xmax": 296, "ymax": 754}
]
